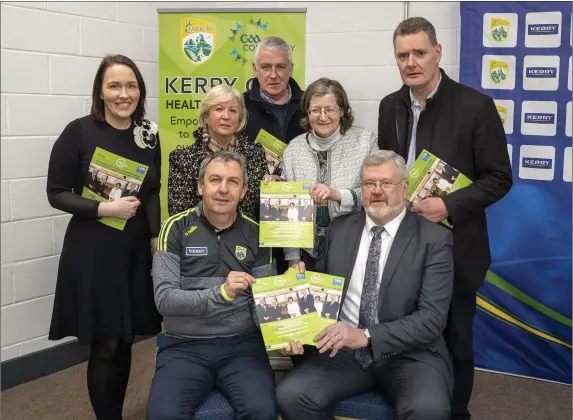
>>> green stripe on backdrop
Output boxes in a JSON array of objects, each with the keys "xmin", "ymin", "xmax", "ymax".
[
  {"xmin": 477, "ymin": 292, "xmax": 571, "ymax": 346},
  {"xmin": 485, "ymin": 270, "xmax": 572, "ymax": 327},
  {"xmin": 477, "ymin": 293, "xmax": 572, "ymax": 348}
]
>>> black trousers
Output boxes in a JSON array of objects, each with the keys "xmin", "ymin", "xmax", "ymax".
[
  {"xmin": 277, "ymin": 348, "xmax": 451, "ymax": 420},
  {"xmin": 443, "ymin": 291, "xmax": 477, "ymax": 420}
]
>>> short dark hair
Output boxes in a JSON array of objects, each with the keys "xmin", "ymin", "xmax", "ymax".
[
  {"xmin": 198, "ymin": 151, "xmax": 249, "ymax": 186},
  {"xmin": 299, "ymin": 78, "xmax": 354, "ymax": 135},
  {"xmin": 393, "ymin": 17, "xmax": 438, "ymax": 47},
  {"xmin": 90, "ymin": 55, "xmax": 147, "ymax": 124}
]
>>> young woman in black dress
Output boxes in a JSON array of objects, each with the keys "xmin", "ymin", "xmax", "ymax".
[{"xmin": 46, "ymin": 55, "xmax": 162, "ymax": 419}]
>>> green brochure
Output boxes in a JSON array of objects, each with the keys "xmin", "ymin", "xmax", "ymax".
[
  {"xmin": 82, "ymin": 147, "xmax": 149, "ymax": 230},
  {"xmin": 254, "ymin": 128, "xmax": 288, "ymax": 177},
  {"xmin": 407, "ymin": 149, "xmax": 472, "ymax": 226},
  {"xmin": 259, "ymin": 181, "xmax": 314, "ymax": 248},
  {"xmin": 253, "ymin": 268, "xmax": 345, "ymax": 351}
]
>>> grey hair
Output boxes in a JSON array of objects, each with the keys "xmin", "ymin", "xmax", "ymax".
[
  {"xmin": 254, "ymin": 36, "xmax": 292, "ymax": 66},
  {"xmin": 393, "ymin": 17, "xmax": 438, "ymax": 47},
  {"xmin": 198, "ymin": 151, "xmax": 249, "ymax": 186},
  {"xmin": 360, "ymin": 150, "xmax": 408, "ymax": 183}
]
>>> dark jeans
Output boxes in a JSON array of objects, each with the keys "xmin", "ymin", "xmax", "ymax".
[
  {"xmin": 277, "ymin": 348, "xmax": 451, "ymax": 420},
  {"xmin": 443, "ymin": 291, "xmax": 477, "ymax": 420},
  {"xmin": 147, "ymin": 330, "xmax": 276, "ymax": 420}
]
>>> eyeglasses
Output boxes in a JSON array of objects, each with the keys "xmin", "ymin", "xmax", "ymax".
[
  {"xmin": 308, "ymin": 107, "xmax": 340, "ymax": 117},
  {"xmin": 362, "ymin": 180, "xmax": 402, "ymax": 191}
]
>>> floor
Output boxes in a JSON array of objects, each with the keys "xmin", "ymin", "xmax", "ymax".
[{"xmin": 1, "ymin": 338, "xmax": 571, "ymax": 420}]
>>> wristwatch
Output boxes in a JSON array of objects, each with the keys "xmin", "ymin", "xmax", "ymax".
[{"xmin": 363, "ymin": 329, "xmax": 371, "ymax": 348}]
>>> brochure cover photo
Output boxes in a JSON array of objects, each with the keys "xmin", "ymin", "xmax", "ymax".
[
  {"xmin": 407, "ymin": 149, "xmax": 472, "ymax": 226},
  {"xmin": 259, "ymin": 181, "xmax": 314, "ymax": 248},
  {"xmin": 82, "ymin": 147, "xmax": 149, "ymax": 230},
  {"xmin": 254, "ymin": 128, "xmax": 288, "ymax": 177},
  {"xmin": 253, "ymin": 268, "xmax": 344, "ymax": 351}
]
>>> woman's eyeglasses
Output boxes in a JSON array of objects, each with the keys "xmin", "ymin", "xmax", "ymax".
[{"xmin": 308, "ymin": 107, "xmax": 340, "ymax": 117}]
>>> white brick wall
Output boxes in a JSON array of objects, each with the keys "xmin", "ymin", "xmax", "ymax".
[{"xmin": 0, "ymin": 1, "xmax": 461, "ymax": 361}]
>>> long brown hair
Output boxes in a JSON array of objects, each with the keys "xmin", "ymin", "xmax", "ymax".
[{"xmin": 90, "ymin": 55, "xmax": 147, "ymax": 124}]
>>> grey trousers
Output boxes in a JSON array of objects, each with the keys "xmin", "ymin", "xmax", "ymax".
[{"xmin": 277, "ymin": 348, "xmax": 451, "ymax": 420}]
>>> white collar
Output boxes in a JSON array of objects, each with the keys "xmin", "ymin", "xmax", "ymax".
[
  {"xmin": 365, "ymin": 207, "xmax": 407, "ymax": 239},
  {"xmin": 410, "ymin": 73, "xmax": 442, "ymax": 107}
]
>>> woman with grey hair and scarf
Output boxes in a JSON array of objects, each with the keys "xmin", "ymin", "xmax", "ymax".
[{"xmin": 266, "ymin": 77, "xmax": 378, "ymax": 269}]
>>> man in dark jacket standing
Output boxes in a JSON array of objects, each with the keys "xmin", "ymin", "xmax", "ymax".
[
  {"xmin": 243, "ymin": 36, "xmax": 305, "ymax": 152},
  {"xmin": 378, "ymin": 17, "xmax": 513, "ymax": 420},
  {"xmin": 244, "ymin": 36, "xmax": 306, "ymax": 274}
]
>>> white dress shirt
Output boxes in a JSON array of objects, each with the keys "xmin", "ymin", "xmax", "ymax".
[
  {"xmin": 339, "ymin": 208, "xmax": 407, "ymax": 328},
  {"xmin": 407, "ymin": 75, "xmax": 442, "ymax": 169}
]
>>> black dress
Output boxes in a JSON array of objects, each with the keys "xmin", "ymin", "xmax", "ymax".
[{"xmin": 47, "ymin": 116, "xmax": 162, "ymax": 345}]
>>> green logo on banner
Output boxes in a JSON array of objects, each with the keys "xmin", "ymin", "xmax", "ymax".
[{"xmin": 181, "ymin": 18, "xmax": 215, "ymax": 64}]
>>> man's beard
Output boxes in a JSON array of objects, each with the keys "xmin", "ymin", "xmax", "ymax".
[{"xmin": 365, "ymin": 202, "xmax": 404, "ymax": 223}]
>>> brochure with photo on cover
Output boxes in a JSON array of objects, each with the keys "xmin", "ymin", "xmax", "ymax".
[
  {"xmin": 259, "ymin": 181, "xmax": 314, "ymax": 249},
  {"xmin": 254, "ymin": 128, "xmax": 288, "ymax": 177},
  {"xmin": 252, "ymin": 268, "xmax": 344, "ymax": 351},
  {"xmin": 407, "ymin": 149, "xmax": 472, "ymax": 226},
  {"xmin": 82, "ymin": 147, "xmax": 149, "ymax": 231}
]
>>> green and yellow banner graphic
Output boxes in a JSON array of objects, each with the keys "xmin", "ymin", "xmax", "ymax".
[{"xmin": 158, "ymin": 10, "xmax": 306, "ymax": 220}]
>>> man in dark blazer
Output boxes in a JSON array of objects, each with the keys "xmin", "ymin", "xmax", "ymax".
[
  {"xmin": 322, "ymin": 295, "xmax": 341, "ymax": 320},
  {"xmin": 276, "ymin": 150, "xmax": 454, "ymax": 420},
  {"xmin": 256, "ymin": 298, "xmax": 271, "ymax": 324},
  {"xmin": 122, "ymin": 183, "xmax": 139, "ymax": 198},
  {"xmin": 377, "ymin": 18, "xmax": 512, "ymax": 420},
  {"xmin": 298, "ymin": 289, "xmax": 315, "ymax": 315},
  {"xmin": 260, "ymin": 200, "xmax": 274, "ymax": 221}
]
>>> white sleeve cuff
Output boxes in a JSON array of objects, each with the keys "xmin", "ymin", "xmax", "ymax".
[
  {"xmin": 338, "ymin": 189, "xmax": 355, "ymax": 213},
  {"xmin": 284, "ymin": 248, "xmax": 301, "ymax": 261}
]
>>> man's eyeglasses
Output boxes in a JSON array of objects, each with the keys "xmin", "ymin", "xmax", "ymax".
[
  {"xmin": 308, "ymin": 107, "xmax": 340, "ymax": 117},
  {"xmin": 362, "ymin": 180, "xmax": 403, "ymax": 191}
]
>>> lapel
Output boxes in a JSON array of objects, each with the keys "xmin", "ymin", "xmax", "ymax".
[
  {"xmin": 395, "ymin": 94, "xmax": 410, "ymax": 157},
  {"xmin": 377, "ymin": 211, "xmax": 416, "ymax": 310},
  {"xmin": 342, "ymin": 212, "xmax": 366, "ymax": 298}
]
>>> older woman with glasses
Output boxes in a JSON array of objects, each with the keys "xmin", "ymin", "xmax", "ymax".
[{"xmin": 270, "ymin": 77, "xmax": 378, "ymax": 269}]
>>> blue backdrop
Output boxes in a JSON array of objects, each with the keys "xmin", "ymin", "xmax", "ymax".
[{"xmin": 460, "ymin": 1, "xmax": 572, "ymax": 383}]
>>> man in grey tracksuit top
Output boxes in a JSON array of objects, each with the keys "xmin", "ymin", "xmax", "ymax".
[{"xmin": 147, "ymin": 151, "xmax": 276, "ymax": 420}]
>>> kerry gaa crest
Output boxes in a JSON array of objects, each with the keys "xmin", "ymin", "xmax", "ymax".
[
  {"xmin": 489, "ymin": 59, "xmax": 509, "ymax": 85},
  {"xmin": 496, "ymin": 104, "xmax": 507, "ymax": 125},
  {"xmin": 181, "ymin": 18, "xmax": 215, "ymax": 64},
  {"xmin": 235, "ymin": 245, "xmax": 247, "ymax": 261},
  {"xmin": 490, "ymin": 18, "xmax": 510, "ymax": 43}
]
